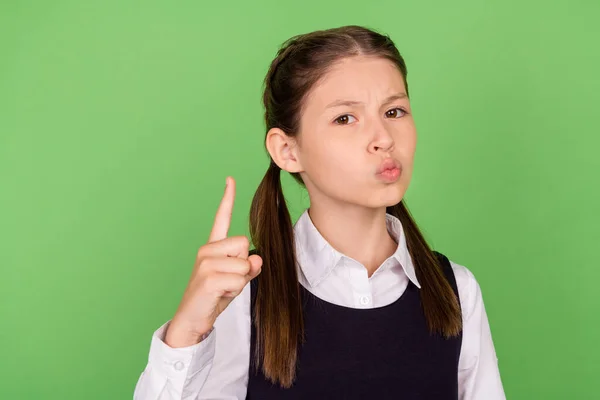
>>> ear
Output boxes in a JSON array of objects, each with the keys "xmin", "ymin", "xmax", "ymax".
[{"xmin": 265, "ymin": 127, "xmax": 304, "ymax": 173}]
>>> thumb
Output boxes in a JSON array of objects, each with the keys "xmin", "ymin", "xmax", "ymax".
[{"xmin": 247, "ymin": 254, "xmax": 263, "ymax": 279}]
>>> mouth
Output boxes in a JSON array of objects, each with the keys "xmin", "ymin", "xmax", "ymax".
[
  {"xmin": 376, "ymin": 158, "xmax": 402, "ymax": 182},
  {"xmin": 376, "ymin": 157, "xmax": 401, "ymax": 174}
]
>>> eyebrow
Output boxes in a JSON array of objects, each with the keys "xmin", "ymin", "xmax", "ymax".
[{"xmin": 325, "ymin": 93, "xmax": 408, "ymax": 109}]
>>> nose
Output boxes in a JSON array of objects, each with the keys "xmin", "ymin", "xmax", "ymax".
[{"xmin": 368, "ymin": 119, "xmax": 395, "ymax": 153}]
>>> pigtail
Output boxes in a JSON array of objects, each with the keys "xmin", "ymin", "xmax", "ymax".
[
  {"xmin": 387, "ymin": 201, "xmax": 462, "ymax": 337},
  {"xmin": 248, "ymin": 160, "xmax": 304, "ymax": 388}
]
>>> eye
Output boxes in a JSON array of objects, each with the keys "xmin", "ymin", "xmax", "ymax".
[
  {"xmin": 334, "ymin": 114, "xmax": 357, "ymax": 125},
  {"xmin": 385, "ymin": 107, "xmax": 407, "ymax": 118}
]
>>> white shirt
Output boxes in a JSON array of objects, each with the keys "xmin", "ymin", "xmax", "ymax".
[{"xmin": 134, "ymin": 209, "xmax": 506, "ymax": 400}]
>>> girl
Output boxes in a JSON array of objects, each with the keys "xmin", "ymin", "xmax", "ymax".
[{"xmin": 134, "ymin": 25, "xmax": 505, "ymax": 399}]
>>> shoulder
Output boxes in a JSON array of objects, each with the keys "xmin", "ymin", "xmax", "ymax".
[{"xmin": 443, "ymin": 254, "xmax": 484, "ymax": 321}]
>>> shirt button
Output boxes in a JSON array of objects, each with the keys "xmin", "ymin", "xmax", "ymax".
[
  {"xmin": 173, "ymin": 361, "xmax": 185, "ymax": 371},
  {"xmin": 360, "ymin": 296, "xmax": 370, "ymax": 305}
]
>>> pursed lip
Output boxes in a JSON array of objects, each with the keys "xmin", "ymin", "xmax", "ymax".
[{"xmin": 376, "ymin": 157, "xmax": 401, "ymax": 175}]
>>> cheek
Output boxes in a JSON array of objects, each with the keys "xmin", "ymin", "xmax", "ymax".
[
  {"xmin": 302, "ymin": 137, "xmax": 360, "ymax": 187},
  {"xmin": 401, "ymin": 134, "xmax": 417, "ymax": 181},
  {"xmin": 321, "ymin": 139, "xmax": 362, "ymax": 176},
  {"xmin": 400, "ymin": 129, "xmax": 417, "ymax": 162},
  {"xmin": 312, "ymin": 149, "xmax": 351, "ymax": 183}
]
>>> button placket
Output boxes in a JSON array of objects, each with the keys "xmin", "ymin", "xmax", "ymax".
[
  {"xmin": 173, "ymin": 361, "xmax": 185, "ymax": 371},
  {"xmin": 347, "ymin": 259, "xmax": 372, "ymax": 308}
]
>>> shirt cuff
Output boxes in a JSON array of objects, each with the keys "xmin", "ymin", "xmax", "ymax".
[{"xmin": 148, "ymin": 320, "xmax": 217, "ymax": 387}]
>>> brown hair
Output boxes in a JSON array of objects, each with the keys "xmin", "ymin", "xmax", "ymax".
[{"xmin": 248, "ymin": 25, "xmax": 462, "ymax": 388}]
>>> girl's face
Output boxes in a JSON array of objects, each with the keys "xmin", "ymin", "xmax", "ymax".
[{"xmin": 295, "ymin": 55, "xmax": 417, "ymax": 210}]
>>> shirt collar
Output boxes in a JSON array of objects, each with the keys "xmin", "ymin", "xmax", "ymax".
[{"xmin": 293, "ymin": 209, "xmax": 421, "ymax": 289}]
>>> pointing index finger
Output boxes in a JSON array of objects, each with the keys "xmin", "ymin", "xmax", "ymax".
[{"xmin": 208, "ymin": 176, "xmax": 235, "ymax": 243}]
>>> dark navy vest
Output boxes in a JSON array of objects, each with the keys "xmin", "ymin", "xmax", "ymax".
[{"xmin": 246, "ymin": 250, "xmax": 462, "ymax": 400}]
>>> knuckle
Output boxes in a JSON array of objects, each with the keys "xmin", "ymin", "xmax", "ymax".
[
  {"xmin": 196, "ymin": 245, "xmax": 208, "ymax": 260},
  {"xmin": 236, "ymin": 236, "xmax": 250, "ymax": 249},
  {"xmin": 200, "ymin": 273, "xmax": 218, "ymax": 292},
  {"xmin": 231, "ymin": 258, "xmax": 250, "ymax": 275},
  {"xmin": 234, "ymin": 275, "xmax": 247, "ymax": 289},
  {"xmin": 198, "ymin": 257, "xmax": 222, "ymax": 277},
  {"xmin": 241, "ymin": 259, "xmax": 252, "ymax": 274},
  {"xmin": 197, "ymin": 256, "xmax": 212, "ymax": 270}
]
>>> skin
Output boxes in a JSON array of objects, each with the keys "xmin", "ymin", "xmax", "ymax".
[
  {"xmin": 266, "ymin": 55, "xmax": 418, "ymax": 276},
  {"xmin": 164, "ymin": 55, "xmax": 418, "ymax": 348}
]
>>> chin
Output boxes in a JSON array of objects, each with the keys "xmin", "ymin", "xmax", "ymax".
[
  {"xmin": 363, "ymin": 184, "xmax": 406, "ymax": 208},
  {"xmin": 386, "ymin": 184, "xmax": 407, "ymax": 204}
]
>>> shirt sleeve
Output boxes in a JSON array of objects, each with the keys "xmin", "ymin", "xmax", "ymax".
[
  {"xmin": 133, "ymin": 282, "xmax": 252, "ymax": 400},
  {"xmin": 451, "ymin": 260, "xmax": 506, "ymax": 400}
]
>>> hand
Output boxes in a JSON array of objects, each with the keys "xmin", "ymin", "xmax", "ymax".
[{"xmin": 164, "ymin": 176, "xmax": 263, "ymax": 348}]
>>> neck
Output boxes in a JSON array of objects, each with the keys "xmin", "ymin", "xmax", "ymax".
[{"xmin": 307, "ymin": 202, "xmax": 398, "ymax": 277}]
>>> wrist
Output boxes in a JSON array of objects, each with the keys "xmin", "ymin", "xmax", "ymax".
[{"xmin": 165, "ymin": 319, "xmax": 213, "ymax": 348}]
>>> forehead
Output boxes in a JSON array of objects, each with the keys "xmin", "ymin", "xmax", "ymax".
[{"xmin": 305, "ymin": 56, "xmax": 406, "ymax": 108}]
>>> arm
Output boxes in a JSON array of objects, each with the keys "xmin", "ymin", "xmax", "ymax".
[
  {"xmin": 451, "ymin": 261, "xmax": 506, "ymax": 400},
  {"xmin": 133, "ymin": 282, "xmax": 252, "ymax": 400}
]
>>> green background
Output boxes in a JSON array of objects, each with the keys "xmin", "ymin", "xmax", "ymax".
[{"xmin": 1, "ymin": 0, "xmax": 598, "ymax": 398}]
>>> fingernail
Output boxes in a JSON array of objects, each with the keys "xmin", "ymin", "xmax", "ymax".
[{"xmin": 225, "ymin": 177, "xmax": 229, "ymax": 189}]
